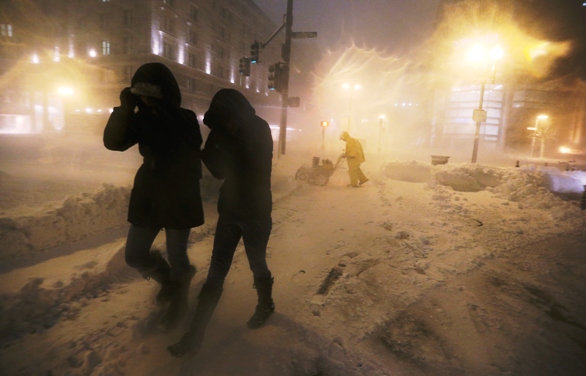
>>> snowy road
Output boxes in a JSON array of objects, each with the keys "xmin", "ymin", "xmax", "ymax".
[{"xmin": 1, "ymin": 157, "xmax": 585, "ymax": 375}]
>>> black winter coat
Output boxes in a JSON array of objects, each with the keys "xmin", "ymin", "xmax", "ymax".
[
  {"xmin": 103, "ymin": 63, "xmax": 204, "ymax": 229},
  {"xmin": 201, "ymin": 89, "xmax": 273, "ymax": 220}
]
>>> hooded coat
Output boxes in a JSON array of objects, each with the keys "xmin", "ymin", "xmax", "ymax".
[
  {"xmin": 340, "ymin": 131, "xmax": 365, "ymax": 166},
  {"xmin": 103, "ymin": 63, "xmax": 204, "ymax": 229},
  {"xmin": 201, "ymin": 89, "xmax": 273, "ymax": 220}
]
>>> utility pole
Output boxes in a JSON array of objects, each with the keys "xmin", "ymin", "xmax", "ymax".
[
  {"xmin": 259, "ymin": 0, "xmax": 315, "ymax": 156},
  {"xmin": 278, "ymin": 0, "xmax": 293, "ymax": 157}
]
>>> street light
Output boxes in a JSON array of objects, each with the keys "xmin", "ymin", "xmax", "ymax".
[
  {"xmin": 378, "ymin": 114, "xmax": 386, "ymax": 152},
  {"xmin": 468, "ymin": 43, "xmax": 504, "ymax": 164},
  {"xmin": 320, "ymin": 120, "xmax": 329, "ymax": 150},
  {"xmin": 342, "ymin": 83, "xmax": 361, "ymax": 130}
]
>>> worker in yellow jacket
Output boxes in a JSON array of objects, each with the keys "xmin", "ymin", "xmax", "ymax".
[{"xmin": 340, "ymin": 131, "xmax": 369, "ymax": 187}]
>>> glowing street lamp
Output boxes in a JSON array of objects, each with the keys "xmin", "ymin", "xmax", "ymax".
[
  {"xmin": 320, "ymin": 120, "xmax": 329, "ymax": 150},
  {"xmin": 57, "ymin": 86, "xmax": 74, "ymax": 96},
  {"xmin": 469, "ymin": 44, "xmax": 504, "ymax": 164}
]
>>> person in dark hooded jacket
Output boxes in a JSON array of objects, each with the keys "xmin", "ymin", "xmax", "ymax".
[
  {"xmin": 168, "ymin": 88, "xmax": 274, "ymax": 357},
  {"xmin": 103, "ymin": 62, "xmax": 204, "ymax": 330}
]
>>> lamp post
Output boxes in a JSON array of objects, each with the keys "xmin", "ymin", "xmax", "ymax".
[
  {"xmin": 468, "ymin": 44, "xmax": 503, "ymax": 164},
  {"xmin": 342, "ymin": 83, "xmax": 361, "ymax": 130},
  {"xmin": 56, "ymin": 85, "xmax": 75, "ymax": 133},
  {"xmin": 378, "ymin": 114, "xmax": 386, "ymax": 152},
  {"xmin": 320, "ymin": 120, "xmax": 329, "ymax": 150}
]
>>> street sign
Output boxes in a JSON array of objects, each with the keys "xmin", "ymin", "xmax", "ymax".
[
  {"xmin": 473, "ymin": 109, "xmax": 487, "ymax": 123},
  {"xmin": 292, "ymin": 31, "xmax": 317, "ymax": 39}
]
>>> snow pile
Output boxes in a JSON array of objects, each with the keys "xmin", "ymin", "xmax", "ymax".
[
  {"xmin": 382, "ymin": 160, "xmax": 433, "ymax": 183},
  {"xmin": 383, "ymin": 160, "xmax": 585, "ymax": 224},
  {"xmin": 0, "ymin": 242, "xmax": 131, "ymax": 340},
  {"xmin": 2, "ymin": 161, "xmax": 583, "ymax": 264},
  {"xmin": 0, "ymin": 184, "xmax": 130, "ymax": 262}
]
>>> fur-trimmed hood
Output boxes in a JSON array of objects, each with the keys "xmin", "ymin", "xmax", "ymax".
[{"xmin": 130, "ymin": 62, "xmax": 181, "ymax": 107}]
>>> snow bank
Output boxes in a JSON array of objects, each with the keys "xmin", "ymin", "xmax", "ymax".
[
  {"xmin": 2, "ymin": 162, "xmax": 583, "ymax": 264},
  {"xmin": 0, "ymin": 184, "xmax": 130, "ymax": 262},
  {"xmin": 383, "ymin": 161, "xmax": 585, "ymax": 223},
  {"xmin": 0, "ymin": 241, "xmax": 131, "ymax": 341}
]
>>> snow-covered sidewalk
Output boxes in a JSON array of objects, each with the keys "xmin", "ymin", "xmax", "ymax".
[{"xmin": 0, "ymin": 156, "xmax": 585, "ymax": 375}]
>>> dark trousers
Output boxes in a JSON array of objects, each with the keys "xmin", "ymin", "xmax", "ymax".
[
  {"xmin": 125, "ymin": 225, "xmax": 191, "ymax": 277},
  {"xmin": 206, "ymin": 216, "xmax": 272, "ymax": 287}
]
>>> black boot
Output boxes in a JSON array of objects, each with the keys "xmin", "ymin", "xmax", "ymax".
[
  {"xmin": 159, "ymin": 265, "xmax": 197, "ymax": 331},
  {"xmin": 247, "ymin": 277, "xmax": 275, "ymax": 329},
  {"xmin": 139, "ymin": 250, "xmax": 173, "ymax": 305},
  {"xmin": 167, "ymin": 283, "xmax": 223, "ymax": 358}
]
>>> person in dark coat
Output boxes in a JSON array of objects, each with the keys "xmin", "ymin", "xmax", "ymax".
[
  {"xmin": 103, "ymin": 62, "xmax": 204, "ymax": 330},
  {"xmin": 168, "ymin": 88, "xmax": 274, "ymax": 357}
]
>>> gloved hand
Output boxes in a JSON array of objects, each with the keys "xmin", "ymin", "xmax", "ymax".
[
  {"xmin": 203, "ymin": 110, "xmax": 226, "ymax": 130},
  {"xmin": 119, "ymin": 87, "xmax": 138, "ymax": 108}
]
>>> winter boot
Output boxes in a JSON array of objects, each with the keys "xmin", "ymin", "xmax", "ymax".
[
  {"xmin": 139, "ymin": 250, "xmax": 173, "ymax": 305},
  {"xmin": 167, "ymin": 283, "xmax": 223, "ymax": 358},
  {"xmin": 247, "ymin": 277, "xmax": 275, "ymax": 329},
  {"xmin": 159, "ymin": 265, "xmax": 196, "ymax": 331}
]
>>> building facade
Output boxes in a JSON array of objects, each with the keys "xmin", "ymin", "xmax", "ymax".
[{"xmin": 0, "ymin": 0, "xmax": 283, "ymax": 135}]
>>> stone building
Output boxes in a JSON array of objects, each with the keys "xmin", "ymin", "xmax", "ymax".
[{"xmin": 0, "ymin": 0, "xmax": 283, "ymax": 135}]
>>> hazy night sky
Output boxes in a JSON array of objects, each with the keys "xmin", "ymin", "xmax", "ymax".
[{"xmin": 252, "ymin": 0, "xmax": 440, "ymax": 53}]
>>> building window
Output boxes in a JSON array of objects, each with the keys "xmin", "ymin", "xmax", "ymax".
[
  {"xmin": 123, "ymin": 10, "xmax": 132, "ymax": 26},
  {"xmin": 188, "ymin": 30, "xmax": 197, "ymax": 45},
  {"xmin": 0, "ymin": 24, "xmax": 13, "ymax": 37},
  {"xmin": 189, "ymin": 6, "xmax": 198, "ymax": 22},
  {"xmin": 217, "ymin": 66, "xmax": 225, "ymax": 79},
  {"xmin": 102, "ymin": 40, "xmax": 111, "ymax": 55},
  {"xmin": 187, "ymin": 77, "xmax": 197, "ymax": 92},
  {"xmin": 123, "ymin": 37, "xmax": 131, "ymax": 54},
  {"xmin": 123, "ymin": 66, "xmax": 133, "ymax": 82},
  {"xmin": 162, "ymin": 16, "xmax": 175, "ymax": 34},
  {"xmin": 100, "ymin": 14, "xmax": 107, "ymax": 29},
  {"xmin": 188, "ymin": 53, "xmax": 197, "ymax": 68},
  {"xmin": 163, "ymin": 41, "xmax": 174, "ymax": 60}
]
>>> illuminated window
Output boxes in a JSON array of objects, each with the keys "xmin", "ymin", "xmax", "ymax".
[
  {"xmin": 102, "ymin": 40, "xmax": 110, "ymax": 55},
  {"xmin": 0, "ymin": 24, "xmax": 13, "ymax": 37}
]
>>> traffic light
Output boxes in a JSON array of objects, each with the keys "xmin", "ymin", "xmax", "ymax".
[
  {"xmin": 267, "ymin": 62, "xmax": 289, "ymax": 93},
  {"xmin": 250, "ymin": 41, "xmax": 260, "ymax": 64},
  {"xmin": 239, "ymin": 57, "xmax": 251, "ymax": 76}
]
